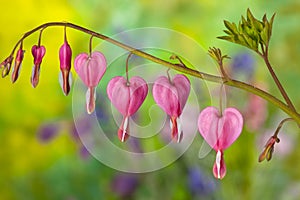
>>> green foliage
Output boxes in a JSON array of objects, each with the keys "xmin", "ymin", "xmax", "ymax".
[{"xmin": 218, "ymin": 9, "xmax": 275, "ymax": 54}]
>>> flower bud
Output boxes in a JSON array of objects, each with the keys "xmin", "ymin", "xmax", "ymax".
[
  {"xmin": 258, "ymin": 136, "xmax": 280, "ymax": 162},
  {"xmin": 31, "ymin": 45, "xmax": 46, "ymax": 88},
  {"xmin": 11, "ymin": 48, "xmax": 25, "ymax": 83},
  {"xmin": 59, "ymin": 41, "xmax": 72, "ymax": 95},
  {"xmin": 1, "ymin": 56, "xmax": 13, "ymax": 78}
]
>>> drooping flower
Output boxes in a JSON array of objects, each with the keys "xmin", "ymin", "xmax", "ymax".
[
  {"xmin": 11, "ymin": 48, "xmax": 25, "ymax": 83},
  {"xmin": 74, "ymin": 51, "xmax": 106, "ymax": 114},
  {"xmin": 198, "ymin": 106, "xmax": 243, "ymax": 179},
  {"xmin": 31, "ymin": 45, "xmax": 46, "ymax": 88},
  {"xmin": 59, "ymin": 39, "xmax": 72, "ymax": 95},
  {"xmin": 152, "ymin": 74, "xmax": 190, "ymax": 143},
  {"xmin": 258, "ymin": 135, "xmax": 279, "ymax": 162},
  {"xmin": 1, "ymin": 55, "xmax": 14, "ymax": 78},
  {"xmin": 107, "ymin": 76, "xmax": 148, "ymax": 142}
]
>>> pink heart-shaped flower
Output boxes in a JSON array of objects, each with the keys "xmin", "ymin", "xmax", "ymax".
[
  {"xmin": 198, "ymin": 106, "xmax": 243, "ymax": 179},
  {"xmin": 74, "ymin": 51, "xmax": 106, "ymax": 88},
  {"xmin": 198, "ymin": 106, "xmax": 243, "ymax": 151},
  {"xmin": 74, "ymin": 51, "xmax": 107, "ymax": 114},
  {"xmin": 107, "ymin": 76, "xmax": 148, "ymax": 142},
  {"xmin": 152, "ymin": 74, "xmax": 190, "ymax": 142}
]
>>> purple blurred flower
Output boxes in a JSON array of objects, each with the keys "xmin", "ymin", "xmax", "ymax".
[
  {"xmin": 188, "ymin": 167, "xmax": 216, "ymax": 196},
  {"xmin": 37, "ymin": 122, "xmax": 60, "ymax": 143},
  {"xmin": 79, "ymin": 145, "xmax": 91, "ymax": 160},
  {"xmin": 111, "ymin": 173, "xmax": 139, "ymax": 198},
  {"xmin": 231, "ymin": 53, "xmax": 255, "ymax": 78}
]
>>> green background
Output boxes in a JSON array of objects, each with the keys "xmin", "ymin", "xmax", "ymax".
[{"xmin": 0, "ymin": 0, "xmax": 300, "ymax": 199}]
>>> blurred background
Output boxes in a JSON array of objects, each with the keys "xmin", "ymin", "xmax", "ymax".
[{"xmin": 1, "ymin": 0, "xmax": 300, "ymax": 199}]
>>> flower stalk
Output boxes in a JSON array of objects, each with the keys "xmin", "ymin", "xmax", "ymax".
[{"xmin": 2, "ymin": 21, "xmax": 300, "ymax": 124}]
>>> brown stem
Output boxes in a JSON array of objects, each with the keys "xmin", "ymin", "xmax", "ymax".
[
  {"xmin": 125, "ymin": 52, "xmax": 133, "ymax": 85},
  {"xmin": 262, "ymin": 54, "xmax": 297, "ymax": 112},
  {"xmin": 273, "ymin": 117, "xmax": 294, "ymax": 138}
]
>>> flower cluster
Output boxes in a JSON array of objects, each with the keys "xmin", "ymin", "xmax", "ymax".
[
  {"xmin": 0, "ymin": 25, "xmax": 245, "ymax": 180},
  {"xmin": 1, "ymin": 9, "xmax": 296, "ymax": 180}
]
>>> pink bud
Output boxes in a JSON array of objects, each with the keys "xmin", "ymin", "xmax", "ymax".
[
  {"xmin": 31, "ymin": 45, "xmax": 46, "ymax": 88},
  {"xmin": 74, "ymin": 51, "xmax": 106, "ymax": 114},
  {"xmin": 11, "ymin": 48, "xmax": 25, "ymax": 83},
  {"xmin": 152, "ymin": 74, "xmax": 190, "ymax": 142},
  {"xmin": 1, "ymin": 56, "xmax": 14, "ymax": 78},
  {"xmin": 107, "ymin": 76, "xmax": 148, "ymax": 142},
  {"xmin": 59, "ymin": 41, "xmax": 72, "ymax": 95},
  {"xmin": 198, "ymin": 106, "xmax": 243, "ymax": 179}
]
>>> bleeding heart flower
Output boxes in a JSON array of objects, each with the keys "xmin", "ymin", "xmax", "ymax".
[
  {"xmin": 74, "ymin": 51, "xmax": 106, "ymax": 114},
  {"xmin": 1, "ymin": 55, "xmax": 13, "ymax": 78},
  {"xmin": 152, "ymin": 74, "xmax": 190, "ymax": 143},
  {"xmin": 11, "ymin": 48, "xmax": 24, "ymax": 83},
  {"xmin": 31, "ymin": 45, "xmax": 46, "ymax": 88},
  {"xmin": 198, "ymin": 106, "xmax": 243, "ymax": 179},
  {"xmin": 107, "ymin": 76, "xmax": 148, "ymax": 142},
  {"xmin": 59, "ymin": 39, "xmax": 72, "ymax": 95}
]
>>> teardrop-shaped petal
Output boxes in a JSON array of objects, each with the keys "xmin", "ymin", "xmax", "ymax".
[
  {"xmin": 173, "ymin": 74, "xmax": 191, "ymax": 111},
  {"xmin": 170, "ymin": 116, "xmax": 183, "ymax": 143},
  {"xmin": 153, "ymin": 74, "xmax": 190, "ymax": 117},
  {"xmin": 118, "ymin": 116, "xmax": 130, "ymax": 142},
  {"xmin": 86, "ymin": 87, "xmax": 96, "ymax": 114},
  {"xmin": 107, "ymin": 76, "xmax": 148, "ymax": 116},
  {"xmin": 198, "ymin": 106, "xmax": 243, "ymax": 151},
  {"xmin": 59, "ymin": 71, "xmax": 73, "ymax": 96},
  {"xmin": 212, "ymin": 150, "xmax": 226, "ymax": 179},
  {"xmin": 31, "ymin": 64, "xmax": 41, "ymax": 88},
  {"xmin": 74, "ymin": 51, "xmax": 106, "ymax": 88},
  {"xmin": 11, "ymin": 48, "xmax": 24, "ymax": 83},
  {"xmin": 32, "ymin": 45, "xmax": 46, "ymax": 64},
  {"xmin": 59, "ymin": 42, "xmax": 72, "ymax": 71}
]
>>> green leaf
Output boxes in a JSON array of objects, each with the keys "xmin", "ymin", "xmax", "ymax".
[
  {"xmin": 260, "ymin": 25, "xmax": 269, "ymax": 45},
  {"xmin": 247, "ymin": 8, "xmax": 256, "ymax": 25},
  {"xmin": 268, "ymin": 13, "xmax": 276, "ymax": 38},
  {"xmin": 224, "ymin": 20, "xmax": 237, "ymax": 34},
  {"xmin": 217, "ymin": 35, "xmax": 234, "ymax": 42},
  {"xmin": 223, "ymin": 30, "xmax": 232, "ymax": 35}
]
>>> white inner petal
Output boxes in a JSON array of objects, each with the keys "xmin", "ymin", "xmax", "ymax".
[
  {"xmin": 177, "ymin": 117, "xmax": 182, "ymax": 143},
  {"xmin": 169, "ymin": 119, "xmax": 173, "ymax": 129},
  {"xmin": 216, "ymin": 150, "xmax": 221, "ymax": 179},
  {"xmin": 122, "ymin": 117, "xmax": 129, "ymax": 142},
  {"xmin": 31, "ymin": 65, "xmax": 35, "ymax": 81},
  {"xmin": 58, "ymin": 71, "xmax": 63, "ymax": 92},
  {"xmin": 69, "ymin": 71, "xmax": 73, "ymax": 86}
]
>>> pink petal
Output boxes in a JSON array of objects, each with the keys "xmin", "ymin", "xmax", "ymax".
[
  {"xmin": 173, "ymin": 74, "xmax": 190, "ymax": 111},
  {"xmin": 198, "ymin": 106, "xmax": 243, "ymax": 150},
  {"xmin": 32, "ymin": 45, "xmax": 46, "ymax": 64},
  {"xmin": 59, "ymin": 42, "xmax": 72, "ymax": 71},
  {"xmin": 127, "ymin": 76, "xmax": 148, "ymax": 115},
  {"xmin": 107, "ymin": 76, "xmax": 130, "ymax": 116},
  {"xmin": 107, "ymin": 76, "xmax": 148, "ymax": 117},
  {"xmin": 74, "ymin": 51, "xmax": 106, "ymax": 88},
  {"xmin": 152, "ymin": 76, "xmax": 181, "ymax": 117},
  {"xmin": 197, "ymin": 107, "xmax": 219, "ymax": 149}
]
